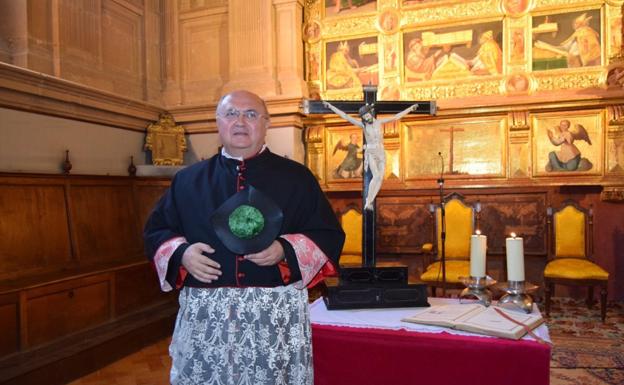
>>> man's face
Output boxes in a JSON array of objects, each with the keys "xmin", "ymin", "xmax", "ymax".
[{"xmin": 217, "ymin": 91, "xmax": 269, "ymax": 158}]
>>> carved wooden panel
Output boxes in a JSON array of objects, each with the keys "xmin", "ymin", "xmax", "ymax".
[
  {"xmin": 376, "ymin": 196, "xmax": 433, "ymax": 254},
  {"xmin": 25, "ymin": 275, "xmax": 111, "ymax": 347},
  {"xmin": 135, "ymin": 184, "xmax": 168, "ymax": 226},
  {"xmin": 477, "ymin": 192, "xmax": 548, "ymax": 255},
  {"xmin": 69, "ymin": 184, "xmax": 142, "ymax": 264},
  {"xmin": 114, "ymin": 263, "xmax": 166, "ymax": 316},
  {"xmin": 0, "ymin": 293, "xmax": 19, "ymax": 356},
  {"xmin": 0, "ymin": 184, "xmax": 72, "ymax": 280}
]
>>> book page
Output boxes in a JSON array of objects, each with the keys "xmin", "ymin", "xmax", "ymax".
[
  {"xmin": 401, "ymin": 304, "xmax": 484, "ymax": 328},
  {"xmin": 456, "ymin": 306, "xmax": 544, "ymax": 339}
]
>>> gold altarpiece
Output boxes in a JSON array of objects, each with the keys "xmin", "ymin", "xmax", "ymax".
[{"xmin": 303, "ymin": 0, "xmax": 624, "ymax": 194}]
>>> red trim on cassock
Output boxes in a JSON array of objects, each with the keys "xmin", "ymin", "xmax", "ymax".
[
  {"xmin": 278, "ymin": 260, "xmax": 291, "ymax": 284},
  {"xmin": 280, "ymin": 233, "xmax": 337, "ymax": 289}
]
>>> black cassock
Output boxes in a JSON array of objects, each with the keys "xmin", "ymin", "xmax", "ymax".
[{"xmin": 143, "ymin": 148, "xmax": 345, "ymax": 289}]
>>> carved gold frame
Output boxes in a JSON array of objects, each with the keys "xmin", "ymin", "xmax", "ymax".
[
  {"xmin": 144, "ymin": 113, "xmax": 187, "ymax": 166},
  {"xmin": 303, "ymin": 0, "xmax": 621, "ymax": 101}
]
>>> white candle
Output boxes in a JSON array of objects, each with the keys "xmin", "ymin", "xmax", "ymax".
[
  {"xmin": 469, "ymin": 231, "xmax": 487, "ymax": 278},
  {"xmin": 506, "ymin": 233, "xmax": 525, "ymax": 281}
]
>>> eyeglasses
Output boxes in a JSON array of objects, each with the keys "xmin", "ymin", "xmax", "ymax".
[{"xmin": 217, "ymin": 108, "xmax": 266, "ymax": 122}]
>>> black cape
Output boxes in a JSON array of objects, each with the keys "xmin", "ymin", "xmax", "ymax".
[{"xmin": 144, "ymin": 149, "xmax": 345, "ymax": 288}]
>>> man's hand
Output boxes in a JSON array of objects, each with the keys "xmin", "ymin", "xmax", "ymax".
[
  {"xmin": 245, "ymin": 240, "xmax": 285, "ymax": 266},
  {"xmin": 181, "ymin": 242, "xmax": 221, "ymax": 283}
]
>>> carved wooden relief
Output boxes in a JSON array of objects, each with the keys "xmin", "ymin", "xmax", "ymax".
[
  {"xmin": 476, "ymin": 192, "xmax": 548, "ymax": 255},
  {"xmin": 376, "ymin": 197, "xmax": 433, "ymax": 253}
]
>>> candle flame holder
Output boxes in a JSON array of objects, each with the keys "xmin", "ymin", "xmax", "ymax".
[
  {"xmin": 498, "ymin": 281, "xmax": 537, "ymax": 314},
  {"xmin": 459, "ymin": 276, "xmax": 495, "ymax": 307}
]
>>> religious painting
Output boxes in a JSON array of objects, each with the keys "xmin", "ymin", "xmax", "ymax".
[
  {"xmin": 510, "ymin": 27, "xmax": 525, "ymax": 63},
  {"xmin": 504, "ymin": 73, "xmax": 532, "ymax": 94},
  {"xmin": 609, "ymin": 16, "xmax": 622, "ymax": 57},
  {"xmin": 403, "ymin": 117, "xmax": 506, "ymax": 180},
  {"xmin": 402, "ymin": 0, "xmax": 446, "ymax": 7},
  {"xmin": 532, "ymin": 111, "xmax": 603, "ymax": 176},
  {"xmin": 607, "ymin": 131, "xmax": 624, "ymax": 174},
  {"xmin": 377, "ymin": 8, "xmax": 400, "ymax": 35},
  {"xmin": 303, "ymin": 20, "xmax": 321, "ymax": 43},
  {"xmin": 382, "ymin": 34, "xmax": 400, "ymax": 74},
  {"xmin": 502, "ymin": 0, "xmax": 531, "ymax": 16},
  {"xmin": 326, "ymin": 127, "xmax": 364, "ymax": 181},
  {"xmin": 531, "ymin": 9, "xmax": 602, "ymax": 71},
  {"xmin": 325, "ymin": 36, "xmax": 379, "ymax": 91},
  {"xmin": 324, "ymin": 0, "xmax": 376, "ymax": 17},
  {"xmin": 402, "ymin": 21, "xmax": 503, "ymax": 83}
]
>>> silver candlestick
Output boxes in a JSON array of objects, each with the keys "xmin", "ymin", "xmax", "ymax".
[
  {"xmin": 459, "ymin": 276, "xmax": 495, "ymax": 307},
  {"xmin": 498, "ymin": 280, "xmax": 536, "ymax": 314}
]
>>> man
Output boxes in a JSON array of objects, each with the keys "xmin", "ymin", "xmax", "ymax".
[
  {"xmin": 559, "ymin": 13, "xmax": 600, "ymax": 67},
  {"xmin": 326, "ymin": 41, "xmax": 361, "ymax": 90},
  {"xmin": 469, "ymin": 30, "xmax": 502, "ymax": 75},
  {"xmin": 144, "ymin": 90, "xmax": 345, "ymax": 384}
]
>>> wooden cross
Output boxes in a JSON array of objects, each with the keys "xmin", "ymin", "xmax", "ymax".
[
  {"xmin": 439, "ymin": 126, "xmax": 464, "ymax": 174},
  {"xmin": 304, "ymin": 85, "xmax": 436, "ymax": 267}
]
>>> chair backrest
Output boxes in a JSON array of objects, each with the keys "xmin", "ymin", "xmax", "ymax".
[
  {"xmin": 340, "ymin": 207, "xmax": 362, "ymax": 255},
  {"xmin": 551, "ymin": 203, "xmax": 588, "ymax": 259},
  {"xmin": 435, "ymin": 194, "xmax": 475, "ymax": 260}
]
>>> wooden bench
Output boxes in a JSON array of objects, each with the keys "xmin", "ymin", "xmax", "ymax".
[{"xmin": 0, "ymin": 173, "xmax": 176, "ymax": 385}]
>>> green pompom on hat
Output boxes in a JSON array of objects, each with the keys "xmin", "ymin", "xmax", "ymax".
[{"xmin": 228, "ymin": 204, "xmax": 265, "ymax": 239}]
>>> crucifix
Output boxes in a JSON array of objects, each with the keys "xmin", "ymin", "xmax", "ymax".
[
  {"xmin": 439, "ymin": 126, "xmax": 464, "ymax": 174},
  {"xmin": 304, "ymin": 85, "xmax": 436, "ymax": 268}
]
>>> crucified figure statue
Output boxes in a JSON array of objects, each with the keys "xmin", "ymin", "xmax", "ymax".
[{"xmin": 323, "ymin": 101, "xmax": 418, "ymax": 210}]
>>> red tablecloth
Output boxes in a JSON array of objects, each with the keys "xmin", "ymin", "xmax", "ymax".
[{"xmin": 312, "ymin": 323, "xmax": 551, "ymax": 385}]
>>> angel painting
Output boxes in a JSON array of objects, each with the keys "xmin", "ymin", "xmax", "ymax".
[
  {"xmin": 546, "ymin": 119, "xmax": 593, "ymax": 171},
  {"xmin": 333, "ymin": 133, "xmax": 363, "ymax": 178}
]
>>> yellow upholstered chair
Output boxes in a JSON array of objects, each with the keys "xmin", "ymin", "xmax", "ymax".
[
  {"xmin": 420, "ymin": 193, "xmax": 477, "ymax": 296},
  {"xmin": 338, "ymin": 206, "xmax": 363, "ymax": 266},
  {"xmin": 544, "ymin": 201, "xmax": 609, "ymax": 322}
]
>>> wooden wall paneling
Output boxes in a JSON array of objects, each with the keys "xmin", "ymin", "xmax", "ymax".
[
  {"xmin": 24, "ymin": 273, "xmax": 112, "ymax": 348},
  {"xmin": 68, "ymin": 180, "xmax": 142, "ymax": 266},
  {"xmin": 134, "ymin": 181, "xmax": 169, "ymax": 227},
  {"xmin": 0, "ymin": 181, "xmax": 72, "ymax": 281},
  {"xmin": 472, "ymin": 192, "xmax": 548, "ymax": 256},
  {"xmin": 376, "ymin": 196, "xmax": 434, "ymax": 254},
  {"xmin": 0, "ymin": 292, "xmax": 19, "ymax": 357},
  {"xmin": 114, "ymin": 261, "xmax": 172, "ymax": 317}
]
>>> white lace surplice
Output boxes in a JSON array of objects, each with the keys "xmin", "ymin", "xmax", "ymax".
[{"xmin": 170, "ymin": 285, "xmax": 312, "ymax": 385}]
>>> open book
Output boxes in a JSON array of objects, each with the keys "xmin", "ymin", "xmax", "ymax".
[{"xmin": 401, "ymin": 304, "xmax": 544, "ymax": 340}]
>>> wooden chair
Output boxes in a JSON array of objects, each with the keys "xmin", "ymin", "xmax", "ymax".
[
  {"xmin": 337, "ymin": 205, "xmax": 363, "ymax": 266},
  {"xmin": 544, "ymin": 200, "xmax": 609, "ymax": 322},
  {"xmin": 420, "ymin": 193, "xmax": 478, "ymax": 296}
]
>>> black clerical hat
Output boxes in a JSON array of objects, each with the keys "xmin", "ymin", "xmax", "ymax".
[{"xmin": 211, "ymin": 185, "xmax": 283, "ymax": 254}]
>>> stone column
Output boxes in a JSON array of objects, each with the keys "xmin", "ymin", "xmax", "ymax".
[
  {"xmin": 222, "ymin": 0, "xmax": 279, "ymax": 96},
  {"xmin": 162, "ymin": 0, "xmax": 182, "ymax": 106},
  {"xmin": 273, "ymin": 0, "xmax": 307, "ymax": 97}
]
